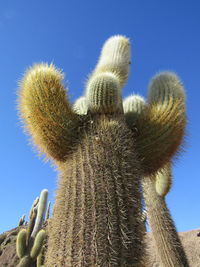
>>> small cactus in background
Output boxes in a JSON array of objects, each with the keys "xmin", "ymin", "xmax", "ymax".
[
  {"xmin": 18, "ymin": 215, "xmax": 25, "ymax": 226},
  {"xmin": 123, "ymin": 94, "xmax": 189, "ymax": 266},
  {"xmin": 16, "ymin": 189, "xmax": 48, "ymax": 267},
  {"xmin": 18, "ymin": 35, "xmax": 187, "ymax": 266}
]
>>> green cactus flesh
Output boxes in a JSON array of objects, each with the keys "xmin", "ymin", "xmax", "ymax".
[{"xmin": 18, "ymin": 36, "xmax": 187, "ymax": 266}]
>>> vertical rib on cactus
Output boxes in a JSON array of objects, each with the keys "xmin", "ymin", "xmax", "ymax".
[
  {"xmin": 142, "ymin": 170, "xmax": 189, "ymax": 266},
  {"xmin": 46, "ymin": 117, "xmax": 144, "ymax": 266},
  {"xmin": 134, "ymin": 72, "xmax": 186, "ymax": 175},
  {"xmin": 86, "ymin": 72, "xmax": 121, "ymax": 113}
]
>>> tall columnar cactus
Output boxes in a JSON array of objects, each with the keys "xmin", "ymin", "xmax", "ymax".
[
  {"xmin": 16, "ymin": 189, "xmax": 48, "ymax": 267},
  {"xmin": 18, "ymin": 35, "xmax": 186, "ymax": 266},
  {"xmin": 123, "ymin": 94, "xmax": 189, "ymax": 266}
]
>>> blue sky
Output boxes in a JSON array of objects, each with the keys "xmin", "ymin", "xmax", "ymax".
[{"xmin": 0, "ymin": 0, "xmax": 200, "ymax": 234}]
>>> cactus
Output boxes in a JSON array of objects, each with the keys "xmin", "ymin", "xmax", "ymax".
[
  {"xmin": 16, "ymin": 229, "xmax": 45, "ymax": 267},
  {"xmin": 73, "ymin": 96, "xmax": 88, "ymax": 115},
  {"xmin": 16, "ymin": 189, "xmax": 48, "ymax": 266},
  {"xmin": 155, "ymin": 162, "xmax": 172, "ymax": 197},
  {"xmin": 18, "ymin": 36, "xmax": 186, "ymax": 266},
  {"xmin": 123, "ymin": 94, "xmax": 189, "ymax": 266},
  {"xmin": 18, "ymin": 214, "xmax": 25, "ymax": 226},
  {"xmin": 30, "ymin": 189, "xmax": 48, "ymax": 241},
  {"xmin": 86, "ymin": 72, "xmax": 122, "ymax": 113}
]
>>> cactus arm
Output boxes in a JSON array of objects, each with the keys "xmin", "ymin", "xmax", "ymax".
[
  {"xmin": 30, "ymin": 230, "xmax": 46, "ymax": 259},
  {"xmin": 91, "ymin": 35, "xmax": 131, "ymax": 88},
  {"xmin": 18, "ymin": 63, "xmax": 81, "ymax": 162},
  {"xmin": 16, "ymin": 229, "xmax": 34, "ymax": 267},
  {"xmin": 134, "ymin": 72, "xmax": 186, "ymax": 175},
  {"xmin": 16, "ymin": 229, "xmax": 27, "ymax": 259},
  {"xmin": 26, "ymin": 207, "xmax": 37, "ymax": 246},
  {"xmin": 37, "ymin": 244, "xmax": 45, "ymax": 267},
  {"xmin": 155, "ymin": 162, "xmax": 172, "ymax": 197},
  {"xmin": 85, "ymin": 36, "xmax": 130, "ymax": 114},
  {"xmin": 142, "ymin": 168, "xmax": 189, "ymax": 266}
]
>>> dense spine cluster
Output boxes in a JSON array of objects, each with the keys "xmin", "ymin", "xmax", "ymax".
[{"xmin": 18, "ymin": 35, "xmax": 188, "ymax": 266}]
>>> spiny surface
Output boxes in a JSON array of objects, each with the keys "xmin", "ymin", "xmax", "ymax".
[{"xmin": 45, "ymin": 116, "xmax": 144, "ymax": 267}]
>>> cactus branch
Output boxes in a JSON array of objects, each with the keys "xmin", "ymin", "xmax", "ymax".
[
  {"xmin": 18, "ymin": 63, "xmax": 81, "ymax": 162},
  {"xmin": 134, "ymin": 72, "xmax": 186, "ymax": 175},
  {"xmin": 91, "ymin": 35, "xmax": 131, "ymax": 88}
]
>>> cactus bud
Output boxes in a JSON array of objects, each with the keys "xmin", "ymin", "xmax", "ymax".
[
  {"xmin": 73, "ymin": 96, "xmax": 88, "ymax": 115},
  {"xmin": 155, "ymin": 162, "xmax": 172, "ymax": 197}
]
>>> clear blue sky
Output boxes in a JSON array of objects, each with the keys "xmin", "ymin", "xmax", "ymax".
[{"xmin": 0, "ymin": 0, "xmax": 199, "ymax": 234}]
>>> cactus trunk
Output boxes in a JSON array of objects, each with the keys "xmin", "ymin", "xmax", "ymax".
[
  {"xmin": 142, "ymin": 176, "xmax": 189, "ymax": 267},
  {"xmin": 45, "ymin": 116, "xmax": 144, "ymax": 267}
]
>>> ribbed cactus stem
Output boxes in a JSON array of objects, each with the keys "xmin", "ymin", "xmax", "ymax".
[
  {"xmin": 142, "ymin": 176, "xmax": 189, "ymax": 266},
  {"xmin": 155, "ymin": 162, "xmax": 172, "ymax": 197},
  {"xmin": 30, "ymin": 230, "xmax": 46, "ymax": 259},
  {"xmin": 73, "ymin": 96, "xmax": 88, "ymax": 115},
  {"xmin": 45, "ymin": 116, "xmax": 144, "ymax": 266},
  {"xmin": 86, "ymin": 72, "xmax": 122, "ymax": 113},
  {"xmin": 31, "ymin": 189, "xmax": 48, "ymax": 240},
  {"xmin": 17, "ymin": 229, "xmax": 27, "ymax": 259},
  {"xmin": 92, "ymin": 35, "xmax": 131, "ymax": 88}
]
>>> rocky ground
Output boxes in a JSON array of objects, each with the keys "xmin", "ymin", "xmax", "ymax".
[{"xmin": 0, "ymin": 227, "xmax": 200, "ymax": 266}]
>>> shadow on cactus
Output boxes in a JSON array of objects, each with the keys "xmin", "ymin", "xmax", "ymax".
[{"xmin": 18, "ymin": 35, "xmax": 187, "ymax": 266}]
